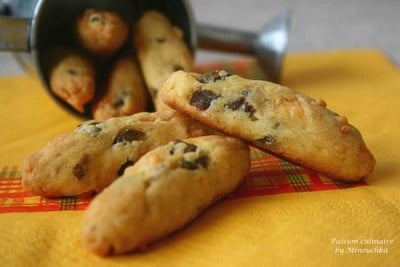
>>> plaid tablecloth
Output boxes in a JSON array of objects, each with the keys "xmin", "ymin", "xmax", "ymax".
[
  {"xmin": 0, "ymin": 152, "xmax": 367, "ymax": 213},
  {"xmin": 0, "ymin": 50, "xmax": 399, "ymax": 267}
]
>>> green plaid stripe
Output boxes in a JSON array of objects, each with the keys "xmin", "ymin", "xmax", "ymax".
[
  {"xmin": 332, "ymin": 180, "xmax": 355, "ymax": 189},
  {"xmin": 60, "ymin": 196, "xmax": 78, "ymax": 210},
  {"xmin": 280, "ymin": 160, "xmax": 311, "ymax": 192},
  {"xmin": 0, "ymin": 166, "xmax": 20, "ymax": 179}
]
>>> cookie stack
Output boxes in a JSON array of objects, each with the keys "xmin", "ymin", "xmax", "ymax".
[
  {"xmin": 21, "ymin": 67, "xmax": 375, "ymax": 256},
  {"xmin": 46, "ymin": 9, "xmax": 193, "ymax": 119}
]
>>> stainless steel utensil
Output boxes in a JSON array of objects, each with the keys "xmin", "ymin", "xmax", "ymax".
[{"xmin": 0, "ymin": 0, "xmax": 290, "ymax": 117}]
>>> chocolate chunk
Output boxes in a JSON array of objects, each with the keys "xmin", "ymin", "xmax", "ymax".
[
  {"xmin": 181, "ymin": 155, "xmax": 209, "ymax": 170},
  {"xmin": 113, "ymin": 90, "xmax": 128, "ymax": 108},
  {"xmin": 272, "ymin": 122, "xmax": 280, "ymax": 129},
  {"xmin": 117, "ymin": 159, "xmax": 134, "ymax": 176},
  {"xmin": 89, "ymin": 14, "xmax": 102, "ymax": 23},
  {"xmin": 197, "ymin": 70, "xmax": 231, "ymax": 83},
  {"xmin": 113, "ymin": 128, "xmax": 145, "ymax": 144},
  {"xmin": 190, "ymin": 89, "xmax": 220, "ymax": 110},
  {"xmin": 244, "ymin": 103, "xmax": 257, "ymax": 121},
  {"xmin": 169, "ymin": 140, "xmax": 198, "ymax": 155},
  {"xmin": 180, "ymin": 160, "xmax": 197, "ymax": 170},
  {"xmin": 67, "ymin": 68, "xmax": 78, "ymax": 76},
  {"xmin": 173, "ymin": 65, "xmax": 184, "ymax": 71},
  {"xmin": 257, "ymin": 134, "xmax": 276, "ymax": 145},
  {"xmin": 113, "ymin": 98, "xmax": 125, "ymax": 109},
  {"xmin": 155, "ymin": 37, "xmax": 166, "ymax": 43},
  {"xmin": 73, "ymin": 155, "xmax": 90, "ymax": 180},
  {"xmin": 169, "ymin": 140, "xmax": 181, "ymax": 155},
  {"xmin": 77, "ymin": 121, "xmax": 102, "ymax": 137},
  {"xmin": 226, "ymin": 97, "xmax": 246, "ymax": 111},
  {"xmin": 184, "ymin": 143, "xmax": 197, "ymax": 153},
  {"xmin": 195, "ymin": 155, "xmax": 208, "ymax": 168},
  {"xmin": 225, "ymin": 97, "xmax": 257, "ymax": 120},
  {"xmin": 169, "ymin": 140, "xmax": 208, "ymax": 170}
]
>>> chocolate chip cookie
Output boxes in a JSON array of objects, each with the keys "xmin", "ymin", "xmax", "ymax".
[
  {"xmin": 132, "ymin": 10, "xmax": 194, "ymax": 111},
  {"xmin": 21, "ymin": 111, "xmax": 210, "ymax": 197},
  {"xmin": 92, "ymin": 52, "xmax": 149, "ymax": 120},
  {"xmin": 76, "ymin": 8, "xmax": 129, "ymax": 57},
  {"xmin": 161, "ymin": 70, "xmax": 375, "ymax": 181},
  {"xmin": 48, "ymin": 48, "xmax": 96, "ymax": 113},
  {"xmin": 81, "ymin": 135, "xmax": 250, "ymax": 255}
]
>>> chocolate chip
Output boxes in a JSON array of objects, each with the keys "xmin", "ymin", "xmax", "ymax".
[
  {"xmin": 225, "ymin": 97, "xmax": 257, "ymax": 120},
  {"xmin": 244, "ymin": 103, "xmax": 257, "ymax": 121},
  {"xmin": 273, "ymin": 122, "xmax": 280, "ymax": 129},
  {"xmin": 169, "ymin": 140, "xmax": 198, "ymax": 155},
  {"xmin": 89, "ymin": 14, "xmax": 102, "ymax": 23},
  {"xmin": 113, "ymin": 128, "xmax": 145, "ymax": 144},
  {"xmin": 67, "ymin": 68, "xmax": 78, "ymax": 76},
  {"xmin": 257, "ymin": 134, "xmax": 276, "ymax": 145},
  {"xmin": 180, "ymin": 160, "xmax": 197, "ymax": 170},
  {"xmin": 88, "ymin": 122, "xmax": 102, "ymax": 129},
  {"xmin": 197, "ymin": 70, "xmax": 231, "ymax": 83},
  {"xmin": 113, "ymin": 90, "xmax": 128, "ymax": 108},
  {"xmin": 184, "ymin": 143, "xmax": 197, "ymax": 153},
  {"xmin": 226, "ymin": 97, "xmax": 245, "ymax": 111},
  {"xmin": 190, "ymin": 89, "xmax": 220, "ymax": 110},
  {"xmin": 169, "ymin": 140, "xmax": 181, "ymax": 155},
  {"xmin": 196, "ymin": 156, "xmax": 208, "ymax": 168},
  {"xmin": 73, "ymin": 155, "xmax": 90, "ymax": 180},
  {"xmin": 77, "ymin": 121, "xmax": 102, "ymax": 137},
  {"xmin": 169, "ymin": 140, "xmax": 208, "ymax": 170},
  {"xmin": 155, "ymin": 37, "xmax": 166, "ymax": 43},
  {"xmin": 117, "ymin": 159, "xmax": 134, "ymax": 176},
  {"xmin": 113, "ymin": 98, "xmax": 125, "ymax": 109},
  {"xmin": 181, "ymin": 155, "xmax": 209, "ymax": 170},
  {"xmin": 173, "ymin": 65, "xmax": 183, "ymax": 71}
]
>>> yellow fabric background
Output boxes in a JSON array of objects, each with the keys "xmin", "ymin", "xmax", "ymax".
[{"xmin": 0, "ymin": 50, "xmax": 399, "ymax": 266}]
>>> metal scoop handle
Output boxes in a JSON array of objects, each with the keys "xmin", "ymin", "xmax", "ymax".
[
  {"xmin": 196, "ymin": 11, "xmax": 291, "ymax": 82},
  {"xmin": 0, "ymin": 17, "xmax": 30, "ymax": 51}
]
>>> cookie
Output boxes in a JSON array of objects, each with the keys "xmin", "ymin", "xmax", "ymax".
[
  {"xmin": 161, "ymin": 70, "xmax": 375, "ymax": 181},
  {"xmin": 81, "ymin": 135, "xmax": 250, "ymax": 256},
  {"xmin": 48, "ymin": 48, "xmax": 95, "ymax": 112},
  {"xmin": 21, "ymin": 111, "xmax": 210, "ymax": 197},
  {"xmin": 92, "ymin": 52, "xmax": 149, "ymax": 120},
  {"xmin": 76, "ymin": 8, "xmax": 129, "ymax": 57},
  {"xmin": 132, "ymin": 10, "xmax": 194, "ymax": 111}
]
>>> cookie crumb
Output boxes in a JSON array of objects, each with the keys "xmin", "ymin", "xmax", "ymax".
[
  {"xmin": 197, "ymin": 70, "xmax": 231, "ymax": 83},
  {"xmin": 315, "ymin": 98, "xmax": 327, "ymax": 108},
  {"xmin": 340, "ymin": 125, "xmax": 350, "ymax": 134}
]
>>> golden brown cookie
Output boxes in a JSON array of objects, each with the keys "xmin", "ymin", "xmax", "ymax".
[
  {"xmin": 132, "ymin": 10, "xmax": 194, "ymax": 111},
  {"xmin": 81, "ymin": 135, "xmax": 250, "ymax": 256},
  {"xmin": 48, "ymin": 48, "xmax": 95, "ymax": 113},
  {"xmin": 76, "ymin": 8, "xmax": 129, "ymax": 57},
  {"xmin": 21, "ymin": 111, "xmax": 210, "ymax": 197},
  {"xmin": 92, "ymin": 52, "xmax": 149, "ymax": 120},
  {"xmin": 161, "ymin": 70, "xmax": 375, "ymax": 181}
]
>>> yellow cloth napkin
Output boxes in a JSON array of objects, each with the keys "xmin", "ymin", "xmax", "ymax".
[{"xmin": 0, "ymin": 49, "xmax": 399, "ymax": 267}]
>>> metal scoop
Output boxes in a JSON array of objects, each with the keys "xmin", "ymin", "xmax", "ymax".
[{"xmin": 0, "ymin": 0, "xmax": 290, "ymax": 116}]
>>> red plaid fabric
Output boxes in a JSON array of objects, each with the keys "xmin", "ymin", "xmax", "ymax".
[{"xmin": 0, "ymin": 154, "xmax": 366, "ymax": 213}]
